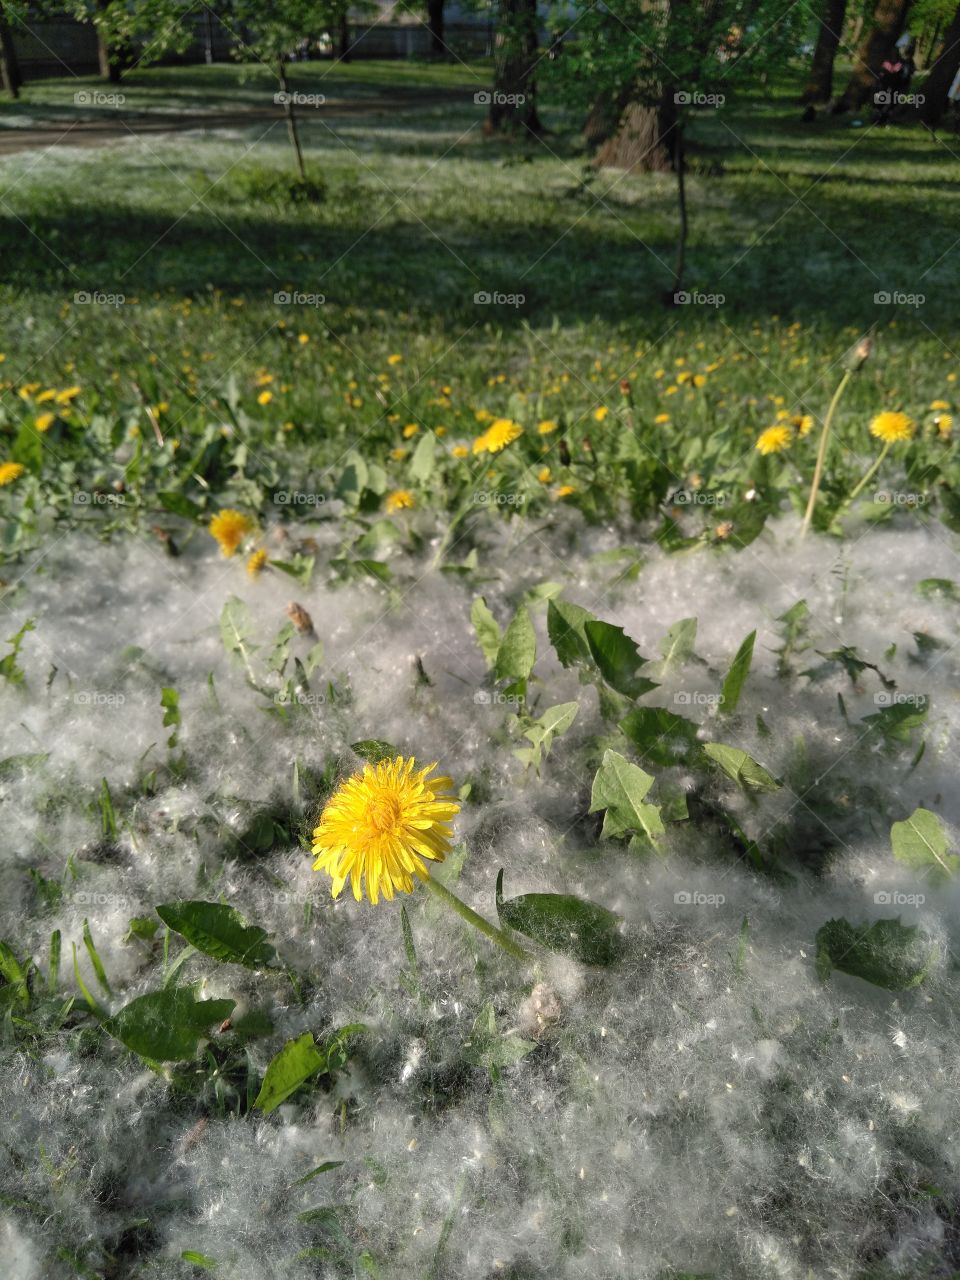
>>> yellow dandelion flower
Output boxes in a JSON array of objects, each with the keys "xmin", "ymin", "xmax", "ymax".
[
  {"xmin": 0, "ymin": 461, "xmax": 26, "ymax": 486},
  {"xmin": 387, "ymin": 353, "xmax": 403, "ymax": 366},
  {"xmin": 664, "ymin": 385, "xmax": 679, "ymax": 397},
  {"xmin": 18, "ymin": 382, "xmax": 40, "ymax": 399},
  {"xmin": 435, "ymin": 426, "xmax": 447, "ymax": 437},
  {"xmin": 35, "ymin": 413, "xmax": 56, "ymax": 432},
  {"xmin": 593, "ymin": 405, "xmax": 609, "ymax": 422},
  {"xmin": 255, "ymin": 373, "xmax": 274, "ymax": 386},
  {"xmin": 475, "ymin": 409, "xmax": 493, "ymax": 423},
  {"xmin": 298, "ymin": 333, "xmax": 310, "ymax": 345},
  {"xmin": 693, "ymin": 374, "xmax": 707, "ymax": 388},
  {"xmin": 208, "ymin": 509, "xmax": 254, "ymax": 557},
  {"xmin": 794, "ymin": 414, "xmax": 814, "ymax": 437},
  {"xmin": 390, "ymin": 447, "xmax": 408, "ymax": 461},
  {"xmin": 756, "ymin": 426, "xmax": 793, "ymax": 455},
  {"xmin": 312, "ymin": 756, "xmax": 459, "ymax": 904},
  {"xmin": 537, "ymin": 466, "xmax": 552, "ymax": 483},
  {"xmin": 257, "ymin": 390, "xmax": 274, "ymax": 406},
  {"xmin": 402, "ymin": 424, "xmax": 419, "ymax": 439},
  {"xmin": 674, "ymin": 357, "xmax": 685, "ymax": 367},
  {"xmin": 386, "ymin": 489, "xmax": 415, "ymax": 513},
  {"xmin": 869, "ymin": 412, "xmax": 914, "ymax": 444},
  {"xmin": 35, "ymin": 389, "xmax": 56, "ymax": 404},
  {"xmin": 55, "ymin": 386, "xmax": 80, "ymax": 404},
  {"xmin": 554, "ymin": 484, "xmax": 576, "ymax": 499},
  {"xmin": 538, "ymin": 419, "xmax": 558, "ymax": 435},
  {"xmin": 452, "ymin": 445, "xmax": 469, "ymax": 459},
  {"xmin": 653, "ymin": 368, "xmax": 665, "ymax": 379},
  {"xmin": 930, "ymin": 399, "xmax": 950, "ymax": 411},
  {"xmin": 676, "ymin": 371, "xmax": 693, "ymax": 385},
  {"xmin": 247, "ymin": 548, "xmax": 269, "ymax": 577},
  {"xmin": 473, "ymin": 418, "xmax": 522, "ymax": 455},
  {"xmin": 935, "ymin": 413, "xmax": 953, "ymax": 439},
  {"xmin": 654, "ymin": 413, "xmax": 670, "ymax": 424}
]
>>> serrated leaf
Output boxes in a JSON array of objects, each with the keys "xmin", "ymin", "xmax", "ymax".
[
  {"xmin": 815, "ymin": 917, "xmax": 933, "ymax": 990},
  {"xmin": 619, "ymin": 705, "xmax": 700, "ymax": 767},
  {"xmin": 159, "ymin": 491, "xmax": 205, "ymax": 520},
  {"xmin": 155, "ymin": 900, "xmax": 276, "ymax": 968},
  {"xmin": 463, "ymin": 1001, "xmax": 536, "ymax": 1071},
  {"xmin": 719, "ymin": 629, "xmax": 756, "ymax": 714},
  {"xmin": 220, "ymin": 597, "xmax": 257, "ymax": 666},
  {"xmin": 254, "ymin": 1031, "xmax": 327, "ymax": 1114},
  {"xmin": 891, "ymin": 808, "xmax": 958, "ymax": 878},
  {"xmin": 495, "ymin": 606, "xmax": 536, "ymax": 682},
  {"xmin": 351, "ymin": 739, "xmax": 399, "ymax": 764},
  {"xmin": 104, "ymin": 987, "xmax": 235, "ymax": 1061},
  {"xmin": 584, "ymin": 620, "xmax": 657, "ymax": 699},
  {"xmin": 659, "ymin": 617, "xmax": 698, "ymax": 671},
  {"xmin": 0, "ymin": 940, "xmax": 28, "ymax": 1007},
  {"xmin": 471, "ymin": 596, "xmax": 501, "ymax": 668},
  {"xmin": 702, "ymin": 743, "xmax": 780, "ymax": 791},
  {"xmin": 589, "ymin": 749, "xmax": 664, "ymax": 840},
  {"xmin": 495, "ymin": 869, "xmax": 623, "ymax": 965},
  {"xmin": 546, "ymin": 598, "xmax": 595, "ymax": 668},
  {"xmin": 408, "ymin": 431, "xmax": 436, "ymax": 482}
]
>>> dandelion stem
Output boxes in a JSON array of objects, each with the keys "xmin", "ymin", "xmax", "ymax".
[
  {"xmin": 801, "ymin": 367, "xmax": 852, "ymax": 538},
  {"xmin": 847, "ymin": 441, "xmax": 891, "ymax": 504},
  {"xmin": 424, "ymin": 875, "xmax": 529, "ymax": 960}
]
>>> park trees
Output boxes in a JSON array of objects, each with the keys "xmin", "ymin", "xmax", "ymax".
[
  {"xmin": 801, "ymin": 0, "xmax": 848, "ymax": 104},
  {"xmin": 918, "ymin": 1, "xmax": 960, "ymax": 123},
  {"xmin": 0, "ymin": 1, "xmax": 23, "ymax": 99},
  {"xmin": 832, "ymin": 0, "xmax": 913, "ymax": 111},
  {"xmin": 486, "ymin": 0, "xmax": 542, "ymax": 133}
]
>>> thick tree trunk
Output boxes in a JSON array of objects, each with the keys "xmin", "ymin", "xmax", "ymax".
[
  {"xmin": 801, "ymin": 0, "xmax": 848, "ymax": 103},
  {"xmin": 592, "ymin": 93, "xmax": 678, "ymax": 173},
  {"xmin": 919, "ymin": 1, "xmax": 960, "ymax": 125},
  {"xmin": 833, "ymin": 0, "xmax": 912, "ymax": 111},
  {"xmin": 0, "ymin": 17, "xmax": 21, "ymax": 98},
  {"xmin": 336, "ymin": 12, "xmax": 351, "ymax": 61},
  {"xmin": 486, "ymin": 0, "xmax": 541, "ymax": 134},
  {"xmin": 427, "ymin": 0, "xmax": 445, "ymax": 54}
]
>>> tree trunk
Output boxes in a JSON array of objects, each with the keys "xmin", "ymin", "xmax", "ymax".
[
  {"xmin": 336, "ymin": 12, "xmax": 351, "ymax": 61},
  {"xmin": 833, "ymin": 0, "xmax": 913, "ymax": 111},
  {"xmin": 0, "ymin": 16, "xmax": 21, "ymax": 98},
  {"xmin": 427, "ymin": 0, "xmax": 445, "ymax": 54},
  {"xmin": 486, "ymin": 0, "xmax": 541, "ymax": 134},
  {"xmin": 670, "ymin": 125, "xmax": 687, "ymax": 297},
  {"xmin": 592, "ymin": 93, "xmax": 678, "ymax": 173},
  {"xmin": 919, "ymin": 1, "xmax": 960, "ymax": 125},
  {"xmin": 801, "ymin": 0, "xmax": 848, "ymax": 103},
  {"xmin": 277, "ymin": 59, "xmax": 306, "ymax": 182}
]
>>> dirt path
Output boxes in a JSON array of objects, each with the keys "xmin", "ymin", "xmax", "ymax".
[{"xmin": 0, "ymin": 90, "xmax": 466, "ymax": 156}]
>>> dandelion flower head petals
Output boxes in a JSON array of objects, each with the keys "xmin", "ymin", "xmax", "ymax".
[
  {"xmin": 473, "ymin": 418, "xmax": 522, "ymax": 455},
  {"xmin": 312, "ymin": 756, "xmax": 460, "ymax": 904},
  {"xmin": 870, "ymin": 411, "xmax": 915, "ymax": 444},
  {"xmin": 247, "ymin": 548, "xmax": 268, "ymax": 577},
  {"xmin": 209, "ymin": 508, "xmax": 253, "ymax": 557},
  {"xmin": 385, "ymin": 489, "xmax": 415, "ymax": 513},
  {"xmin": 0, "ymin": 461, "xmax": 26, "ymax": 486},
  {"xmin": 755, "ymin": 425, "xmax": 792, "ymax": 455}
]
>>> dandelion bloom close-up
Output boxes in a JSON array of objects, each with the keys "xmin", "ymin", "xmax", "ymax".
[
  {"xmin": 386, "ymin": 489, "xmax": 415, "ymax": 513},
  {"xmin": 246, "ymin": 548, "xmax": 268, "ymax": 577},
  {"xmin": 869, "ymin": 411, "xmax": 914, "ymax": 444},
  {"xmin": 208, "ymin": 508, "xmax": 254, "ymax": 557},
  {"xmin": 755, "ymin": 425, "xmax": 792, "ymax": 455},
  {"xmin": 0, "ymin": 461, "xmax": 26, "ymax": 486},
  {"xmin": 312, "ymin": 756, "xmax": 460, "ymax": 904},
  {"xmin": 473, "ymin": 418, "xmax": 522, "ymax": 454}
]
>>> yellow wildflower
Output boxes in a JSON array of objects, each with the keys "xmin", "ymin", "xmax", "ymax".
[
  {"xmin": 755, "ymin": 426, "xmax": 792, "ymax": 455},
  {"xmin": 208, "ymin": 509, "xmax": 254, "ymax": 557},
  {"xmin": 869, "ymin": 412, "xmax": 914, "ymax": 444}
]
